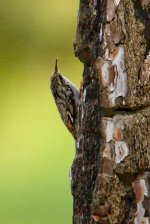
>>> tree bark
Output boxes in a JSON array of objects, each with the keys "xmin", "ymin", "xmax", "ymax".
[{"xmin": 51, "ymin": 0, "xmax": 150, "ymax": 223}]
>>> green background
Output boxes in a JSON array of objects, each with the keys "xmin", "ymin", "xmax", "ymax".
[{"xmin": 0, "ymin": 1, "xmax": 82, "ymax": 223}]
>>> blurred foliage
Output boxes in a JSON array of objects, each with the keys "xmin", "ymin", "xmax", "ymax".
[{"xmin": 0, "ymin": 0, "xmax": 82, "ymax": 223}]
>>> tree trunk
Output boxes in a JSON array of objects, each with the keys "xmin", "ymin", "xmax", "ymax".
[{"xmin": 51, "ymin": 0, "xmax": 150, "ymax": 223}]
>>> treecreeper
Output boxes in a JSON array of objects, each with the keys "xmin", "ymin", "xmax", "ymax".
[{"xmin": 50, "ymin": 1, "xmax": 150, "ymax": 224}]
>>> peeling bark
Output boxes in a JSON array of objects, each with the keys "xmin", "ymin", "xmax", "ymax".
[{"xmin": 50, "ymin": 0, "xmax": 150, "ymax": 223}]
